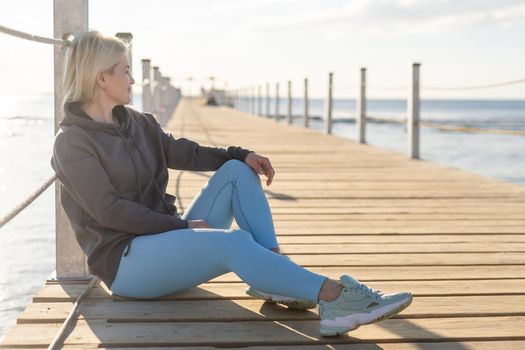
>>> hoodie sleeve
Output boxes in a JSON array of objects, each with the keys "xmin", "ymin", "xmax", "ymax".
[
  {"xmin": 51, "ymin": 131, "xmax": 189, "ymax": 234},
  {"xmin": 143, "ymin": 113, "xmax": 254, "ymax": 171}
]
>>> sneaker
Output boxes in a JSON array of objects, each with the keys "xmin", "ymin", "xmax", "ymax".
[
  {"xmin": 319, "ymin": 275, "xmax": 413, "ymax": 336},
  {"xmin": 245, "ymin": 285, "xmax": 317, "ymax": 309}
]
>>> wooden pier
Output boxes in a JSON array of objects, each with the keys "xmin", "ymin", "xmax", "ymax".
[{"xmin": 1, "ymin": 97, "xmax": 525, "ymax": 348}]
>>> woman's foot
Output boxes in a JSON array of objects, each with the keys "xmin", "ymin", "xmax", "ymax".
[{"xmin": 318, "ymin": 275, "xmax": 413, "ymax": 336}]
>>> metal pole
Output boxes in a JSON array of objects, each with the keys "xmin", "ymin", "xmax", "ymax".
[
  {"xmin": 54, "ymin": 0, "xmax": 90, "ymax": 280},
  {"xmin": 408, "ymin": 63, "xmax": 421, "ymax": 159},
  {"xmin": 325, "ymin": 72, "xmax": 333, "ymax": 134},
  {"xmin": 357, "ymin": 67, "xmax": 366, "ymax": 143}
]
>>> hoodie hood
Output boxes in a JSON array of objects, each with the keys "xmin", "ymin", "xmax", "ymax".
[{"xmin": 61, "ymin": 101, "xmax": 132, "ymax": 134}]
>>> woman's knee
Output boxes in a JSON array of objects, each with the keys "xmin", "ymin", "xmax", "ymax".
[
  {"xmin": 229, "ymin": 228, "xmax": 255, "ymax": 242},
  {"xmin": 220, "ymin": 159, "xmax": 257, "ymax": 178}
]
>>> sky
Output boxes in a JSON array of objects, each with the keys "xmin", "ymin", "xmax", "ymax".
[{"xmin": 0, "ymin": 0, "xmax": 524, "ymax": 99}]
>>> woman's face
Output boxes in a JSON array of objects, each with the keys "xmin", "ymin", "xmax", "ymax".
[{"xmin": 101, "ymin": 55, "xmax": 135, "ymax": 105}]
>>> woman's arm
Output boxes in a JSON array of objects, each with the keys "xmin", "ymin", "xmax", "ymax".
[
  {"xmin": 51, "ymin": 132, "xmax": 189, "ymax": 234},
  {"xmin": 143, "ymin": 113, "xmax": 253, "ymax": 171}
]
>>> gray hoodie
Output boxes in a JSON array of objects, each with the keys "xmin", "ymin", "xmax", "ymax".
[{"xmin": 51, "ymin": 101, "xmax": 253, "ymax": 288}]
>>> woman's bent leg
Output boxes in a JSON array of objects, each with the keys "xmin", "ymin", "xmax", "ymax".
[
  {"xmin": 181, "ymin": 159, "xmax": 279, "ymax": 250},
  {"xmin": 109, "ymin": 228, "xmax": 327, "ymax": 302}
]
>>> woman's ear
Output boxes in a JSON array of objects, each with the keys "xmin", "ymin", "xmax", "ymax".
[{"xmin": 95, "ymin": 70, "xmax": 106, "ymax": 91}]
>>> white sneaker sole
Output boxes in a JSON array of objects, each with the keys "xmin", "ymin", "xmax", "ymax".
[{"xmin": 320, "ymin": 295, "xmax": 413, "ymax": 336}]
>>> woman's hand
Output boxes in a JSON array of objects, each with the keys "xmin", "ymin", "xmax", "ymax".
[
  {"xmin": 187, "ymin": 220, "xmax": 212, "ymax": 229},
  {"xmin": 245, "ymin": 152, "xmax": 275, "ymax": 186}
]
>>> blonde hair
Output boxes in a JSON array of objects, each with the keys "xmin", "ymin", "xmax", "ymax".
[{"xmin": 61, "ymin": 30, "xmax": 129, "ymax": 113}]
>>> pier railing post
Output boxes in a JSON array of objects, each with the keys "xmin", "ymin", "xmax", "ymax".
[
  {"xmin": 152, "ymin": 66, "xmax": 161, "ymax": 119},
  {"xmin": 408, "ymin": 63, "xmax": 421, "ymax": 159},
  {"xmin": 116, "ymin": 32, "xmax": 133, "ymax": 104},
  {"xmin": 357, "ymin": 67, "xmax": 367, "ymax": 143},
  {"xmin": 250, "ymin": 86, "xmax": 254, "ymax": 115},
  {"xmin": 275, "ymin": 82, "xmax": 280, "ymax": 121},
  {"xmin": 141, "ymin": 59, "xmax": 152, "ymax": 112},
  {"xmin": 265, "ymin": 83, "xmax": 270, "ymax": 117},
  {"xmin": 287, "ymin": 80, "xmax": 292, "ymax": 124},
  {"xmin": 325, "ymin": 72, "xmax": 333, "ymax": 134},
  {"xmin": 54, "ymin": 0, "xmax": 90, "ymax": 280},
  {"xmin": 257, "ymin": 85, "xmax": 262, "ymax": 116},
  {"xmin": 304, "ymin": 78, "xmax": 309, "ymax": 128}
]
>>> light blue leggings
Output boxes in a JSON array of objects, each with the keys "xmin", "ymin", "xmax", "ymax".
[{"xmin": 109, "ymin": 159, "xmax": 328, "ymax": 302}]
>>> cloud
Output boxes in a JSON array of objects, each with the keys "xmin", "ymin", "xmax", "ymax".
[{"xmin": 247, "ymin": 0, "xmax": 525, "ymax": 35}]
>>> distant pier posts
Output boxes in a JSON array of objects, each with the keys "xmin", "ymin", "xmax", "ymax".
[
  {"xmin": 257, "ymin": 85, "xmax": 262, "ymax": 116},
  {"xmin": 287, "ymin": 80, "xmax": 292, "ymax": 124},
  {"xmin": 54, "ymin": 0, "xmax": 90, "ymax": 280},
  {"xmin": 251, "ymin": 86, "xmax": 256, "ymax": 115},
  {"xmin": 408, "ymin": 63, "xmax": 421, "ymax": 159},
  {"xmin": 357, "ymin": 67, "xmax": 367, "ymax": 143},
  {"xmin": 303, "ymin": 78, "xmax": 309, "ymax": 128},
  {"xmin": 275, "ymin": 82, "xmax": 280, "ymax": 121},
  {"xmin": 116, "ymin": 32, "xmax": 133, "ymax": 104},
  {"xmin": 141, "ymin": 59, "xmax": 152, "ymax": 112},
  {"xmin": 325, "ymin": 72, "xmax": 334, "ymax": 134},
  {"xmin": 265, "ymin": 83, "xmax": 270, "ymax": 117}
]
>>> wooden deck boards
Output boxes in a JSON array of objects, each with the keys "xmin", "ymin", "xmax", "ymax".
[{"xmin": 1, "ymin": 97, "xmax": 524, "ymax": 348}]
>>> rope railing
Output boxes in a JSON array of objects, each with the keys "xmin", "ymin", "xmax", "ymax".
[
  {"xmin": 0, "ymin": 24, "xmax": 70, "ymax": 46},
  {"xmin": 423, "ymin": 78, "xmax": 525, "ymax": 91},
  {"xmin": 47, "ymin": 276, "xmax": 99, "ymax": 350},
  {"xmin": 0, "ymin": 174, "xmax": 57, "ymax": 229}
]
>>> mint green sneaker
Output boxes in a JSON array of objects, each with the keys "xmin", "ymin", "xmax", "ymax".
[
  {"xmin": 245, "ymin": 285, "xmax": 317, "ymax": 309},
  {"xmin": 319, "ymin": 275, "xmax": 413, "ymax": 336}
]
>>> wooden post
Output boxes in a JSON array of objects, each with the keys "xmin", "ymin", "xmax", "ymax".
[
  {"xmin": 251, "ymin": 86, "xmax": 255, "ymax": 115},
  {"xmin": 257, "ymin": 85, "xmax": 261, "ymax": 116},
  {"xmin": 116, "ymin": 32, "xmax": 133, "ymax": 104},
  {"xmin": 357, "ymin": 67, "xmax": 366, "ymax": 143},
  {"xmin": 408, "ymin": 63, "xmax": 421, "ymax": 159},
  {"xmin": 275, "ymin": 82, "xmax": 280, "ymax": 121},
  {"xmin": 265, "ymin": 83, "xmax": 270, "ymax": 117},
  {"xmin": 303, "ymin": 78, "xmax": 309, "ymax": 128},
  {"xmin": 141, "ymin": 59, "xmax": 151, "ymax": 112},
  {"xmin": 54, "ymin": 0, "xmax": 90, "ymax": 280},
  {"xmin": 325, "ymin": 72, "xmax": 333, "ymax": 134},
  {"xmin": 152, "ymin": 66, "xmax": 161, "ymax": 117},
  {"xmin": 287, "ymin": 80, "xmax": 292, "ymax": 124}
]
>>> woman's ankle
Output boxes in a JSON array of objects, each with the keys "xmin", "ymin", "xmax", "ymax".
[{"xmin": 318, "ymin": 278, "xmax": 343, "ymax": 302}]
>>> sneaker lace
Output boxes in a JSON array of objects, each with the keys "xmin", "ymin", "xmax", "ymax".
[{"xmin": 355, "ymin": 283, "xmax": 384, "ymax": 300}]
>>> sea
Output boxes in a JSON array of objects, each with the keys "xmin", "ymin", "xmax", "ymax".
[{"xmin": 0, "ymin": 93, "xmax": 524, "ymax": 340}]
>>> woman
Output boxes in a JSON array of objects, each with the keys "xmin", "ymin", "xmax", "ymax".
[{"xmin": 50, "ymin": 30, "xmax": 412, "ymax": 337}]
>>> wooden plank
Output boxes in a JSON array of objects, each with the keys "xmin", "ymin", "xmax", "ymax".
[
  {"xmin": 2, "ymin": 317, "xmax": 525, "ymax": 347},
  {"xmin": 277, "ymin": 234, "xmax": 525, "ymax": 244},
  {"xmin": 275, "ymin": 243, "xmax": 525, "ymax": 253},
  {"xmin": 33, "ymin": 279, "xmax": 525, "ymax": 302},
  {"xmin": 59, "ymin": 340, "xmax": 525, "ymax": 350},
  {"xmin": 270, "ymin": 226, "xmax": 525, "ymax": 234},
  {"xmin": 17, "ymin": 295, "xmax": 525, "ymax": 324}
]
